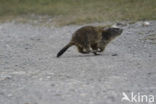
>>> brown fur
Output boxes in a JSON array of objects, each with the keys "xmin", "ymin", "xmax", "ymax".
[{"xmin": 56, "ymin": 26, "xmax": 123, "ymax": 57}]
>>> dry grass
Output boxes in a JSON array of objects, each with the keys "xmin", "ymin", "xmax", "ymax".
[{"xmin": 0, "ymin": 0, "xmax": 156, "ymax": 25}]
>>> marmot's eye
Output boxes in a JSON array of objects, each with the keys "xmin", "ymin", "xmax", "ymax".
[{"xmin": 115, "ymin": 28, "xmax": 121, "ymax": 31}]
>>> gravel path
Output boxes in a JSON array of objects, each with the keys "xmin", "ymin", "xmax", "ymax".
[{"xmin": 0, "ymin": 21, "xmax": 156, "ymax": 104}]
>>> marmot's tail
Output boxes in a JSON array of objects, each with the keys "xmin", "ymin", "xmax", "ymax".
[{"xmin": 57, "ymin": 42, "xmax": 74, "ymax": 58}]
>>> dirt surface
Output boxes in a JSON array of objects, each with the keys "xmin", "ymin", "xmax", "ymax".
[{"xmin": 0, "ymin": 21, "xmax": 156, "ymax": 104}]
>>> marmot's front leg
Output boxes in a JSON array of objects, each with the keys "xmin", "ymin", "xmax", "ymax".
[
  {"xmin": 97, "ymin": 47, "xmax": 106, "ymax": 52},
  {"xmin": 91, "ymin": 43, "xmax": 100, "ymax": 55}
]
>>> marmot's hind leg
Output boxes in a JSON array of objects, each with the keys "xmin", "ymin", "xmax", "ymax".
[
  {"xmin": 91, "ymin": 43, "xmax": 98, "ymax": 50},
  {"xmin": 91, "ymin": 43, "xmax": 100, "ymax": 55},
  {"xmin": 77, "ymin": 46, "xmax": 90, "ymax": 54}
]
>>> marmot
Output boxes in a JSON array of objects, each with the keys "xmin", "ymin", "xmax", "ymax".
[{"xmin": 56, "ymin": 26, "xmax": 123, "ymax": 57}]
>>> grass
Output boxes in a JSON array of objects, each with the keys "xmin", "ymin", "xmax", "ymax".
[{"xmin": 0, "ymin": 0, "xmax": 156, "ymax": 26}]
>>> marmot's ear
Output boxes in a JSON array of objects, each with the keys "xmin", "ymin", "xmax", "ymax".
[
  {"xmin": 112, "ymin": 24, "xmax": 119, "ymax": 28},
  {"xmin": 102, "ymin": 27, "xmax": 109, "ymax": 31}
]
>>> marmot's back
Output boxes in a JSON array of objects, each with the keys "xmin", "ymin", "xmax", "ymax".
[{"xmin": 71, "ymin": 26, "xmax": 102, "ymax": 45}]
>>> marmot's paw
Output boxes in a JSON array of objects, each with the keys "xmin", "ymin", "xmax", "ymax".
[{"xmin": 91, "ymin": 50, "xmax": 101, "ymax": 55}]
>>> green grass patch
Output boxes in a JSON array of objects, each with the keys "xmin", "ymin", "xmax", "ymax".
[{"xmin": 0, "ymin": 0, "xmax": 156, "ymax": 25}]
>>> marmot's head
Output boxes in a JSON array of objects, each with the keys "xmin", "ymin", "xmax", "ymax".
[{"xmin": 102, "ymin": 27, "xmax": 123, "ymax": 40}]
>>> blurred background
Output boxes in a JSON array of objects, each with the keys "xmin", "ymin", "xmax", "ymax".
[{"xmin": 0, "ymin": 0, "xmax": 156, "ymax": 25}]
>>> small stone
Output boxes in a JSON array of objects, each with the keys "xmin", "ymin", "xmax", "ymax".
[
  {"xmin": 55, "ymin": 93, "xmax": 61, "ymax": 96},
  {"xmin": 39, "ymin": 78, "xmax": 43, "ymax": 81},
  {"xmin": 37, "ymin": 38, "xmax": 41, "ymax": 41},
  {"xmin": 46, "ymin": 76, "xmax": 51, "ymax": 79},
  {"xmin": 143, "ymin": 21, "xmax": 150, "ymax": 26},
  {"xmin": 51, "ymin": 83, "xmax": 55, "ymax": 87},
  {"xmin": 149, "ymin": 54, "xmax": 152, "ymax": 57},
  {"xmin": 147, "ymin": 72, "xmax": 152, "ymax": 75},
  {"xmin": 112, "ymin": 53, "xmax": 118, "ymax": 56},
  {"xmin": 7, "ymin": 93, "xmax": 13, "ymax": 97}
]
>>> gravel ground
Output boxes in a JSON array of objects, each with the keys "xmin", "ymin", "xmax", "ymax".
[{"xmin": 0, "ymin": 21, "xmax": 156, "ymax": 104}]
